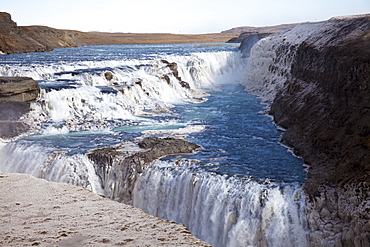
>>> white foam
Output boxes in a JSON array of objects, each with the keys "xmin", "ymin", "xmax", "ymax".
[
  {"xmin": 0, "ymin": 141, "xmax": 104, "ymax": 195},
  {"xmin": 0, "ymin": 139, "xmax": 8, "ymax": 151},
  {"xmin": 140, "ymin": 124, "xmax": 206, "ymax": 139}
]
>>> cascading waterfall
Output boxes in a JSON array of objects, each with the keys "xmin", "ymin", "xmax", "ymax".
[
  {"xmin": 0, "ymin": 140, "xmax": 104, "ymax": 195},
  {"xmin": 1, "ymin": 49, "xmax": 243, "ymax": 134},
  {"xmin": 0, "ymin": 44, "xmax": 309, "ymax": 246},
  {"xmin": 133, "ymin": 160, "xmax": 308, "ymax": 247},
  {"xmin": 0, "ymin": 45, "xmax": 244, "ymax": 179}
]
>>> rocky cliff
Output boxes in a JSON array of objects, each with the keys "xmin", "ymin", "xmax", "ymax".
[
  {"xmin": 242, "ymin": 14, "xmax": 370, "ymax": 246},
  {"xmin": 0, "ymin": 77, "xmax": 40, "ymax": 139},
  {"xmin": 0, "ymin": 12, "xmax": 129, "ymax": 54},
  {"xmin": 0, "ymin": 12, "xmax": 93, "ymax": 53}
]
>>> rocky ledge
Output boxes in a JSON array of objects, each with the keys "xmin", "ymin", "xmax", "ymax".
[
  {"xmin": 0, "ymin": 77, "xmax": 40, "ymax": 139},
  {"xmin": 88, "ymin": 137, "xmax": 201, "ymax": 203},
  {"xmin": 242, "ymin": 14, "xmax": 370, "ymax": 246}
]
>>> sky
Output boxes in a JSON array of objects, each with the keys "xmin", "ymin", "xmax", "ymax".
[{"xmin": 1, "ymin": 0, "xmax": 369, "ymax": 34}]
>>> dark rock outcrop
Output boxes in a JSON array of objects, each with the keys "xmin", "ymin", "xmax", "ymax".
[
  {"xmin": 242, "ymin": 14, "xmax": 370, "ymax": 246},
  {"xmin": 0, "ymin": 77, "xmax": 40, "ymax": 102},
  {"xmin": 161, "ymin": 60, "xmax": 191, "ymax": 88},
  {"xmin": 238, "ymin": 33, "xmax": 271, "ymax": 57},
  {"xmin": 88, "ymin": 137, "xmax": 200, "ymax": 203},
  {"xmin": 0, "ymin": 77, "xmax": 40, "ymax": 139},
  {"xmin": 104, "ymin": 71, "xmax": 114, "ymax": 81}
]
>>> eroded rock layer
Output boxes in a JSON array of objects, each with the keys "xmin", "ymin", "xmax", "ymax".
[
  {"xmin": 242, "ymin": 14, "xmax": 370, "ymax": 246},
  {"xmin": 0, "ymin": 77, "xmax": 40, "ymax": 139},
  {"xmin": 88, "ymin": 137, "xmax": 200, "ymax": 203}
]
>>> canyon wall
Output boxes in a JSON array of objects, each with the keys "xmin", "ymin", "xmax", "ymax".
[{"xmin": 241, "ymin": 14, "xmax": 370, "ymax": 246}]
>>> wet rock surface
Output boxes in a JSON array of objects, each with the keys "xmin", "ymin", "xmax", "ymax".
[
  {"xmin": 0, "ymin": 77, "xmax": 40, "ymax": 102},
  {"xmin": 242, "ymin": 14, "xmax": 370, "ymax": 246},
  {"xmin": 88, "ymin": 137, "xmax": 200, "ymax": 203},
  {"xmin": 161, "ymin": 60, "xmax": 191, "ymax": 88},
  {"xmin": 238, "ymin": 33, "xmax": 272, "ymax": 57},
  {"xmin": 0, "ymin": 77, "xmax": 40, "ymax": 139}
]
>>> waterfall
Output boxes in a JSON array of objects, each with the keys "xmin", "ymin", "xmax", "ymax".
[
  {"xmin": 0, "ymin": 50, "xmax": 244, "ymax": 134},
  {"xmin": 133, "ymin": 160, "xmax": 308, "ymax": 247},
  {"xmin": 0, "ymin": 44, "xmax": 309, "ymax": 247},
  {"xmin": 0, "ymin": 140, "xmax": 104, "ymax": 195}
]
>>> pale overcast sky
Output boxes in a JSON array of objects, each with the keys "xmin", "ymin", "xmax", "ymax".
[{"xmin": 1, "ymin": 0, "xmax": 369, "ymax": 33}]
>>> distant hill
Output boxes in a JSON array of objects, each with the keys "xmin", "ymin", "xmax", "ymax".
[
  {"xmin": 0, "ymin": 12, "xmax": 238, "ymax": 54},
  {"xmin": 223, "ymin": 23, "xmax": 300, "ymax": 43},
  {"xmin": 222, "ymin": 23, "xmax": 299, "ymax": 34},
  {"xmin": 0, "ymin": 12, "xmax": 301, "ymax": 54}
]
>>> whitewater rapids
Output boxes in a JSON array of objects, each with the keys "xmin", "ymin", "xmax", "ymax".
[{"xmin": 133, "ymin": 160, "xmax": 308, "ymax": 247}]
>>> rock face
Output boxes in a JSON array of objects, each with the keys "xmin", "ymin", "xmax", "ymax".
[
  {"xmin": 88, "ymin": 137, "xmax": 200, "ymax": 203},
  {"xmin": 0, "ymin": 77, "xmax": 40, "ymax": 139},
  {"xmin": 241, "ymin": 14, "xmax": 370, "ymax": 246},
  {"xmin": 238, "ymin": 33, "xmax": 272, "ymax": 57},
  {"xmin": 161, "ymin": 60, "xmax": 191, "ymax": 88},
  {"xmin": 0, "ymin": 77, "xmax": 40, "ymax": 102}
]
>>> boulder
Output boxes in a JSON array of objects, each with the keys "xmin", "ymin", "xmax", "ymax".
[
  {"xmin": 104, "ymin": 71, "xmax": 114, "ymax": 81},
  {"xmin": 137, "ymin": 137, "xmax": 201, "ymax": 160}
]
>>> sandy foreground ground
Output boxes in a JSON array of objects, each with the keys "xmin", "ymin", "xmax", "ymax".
[{"xmin": 0, "ymin": 172, "xmax": 211, "ymax": 247}]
